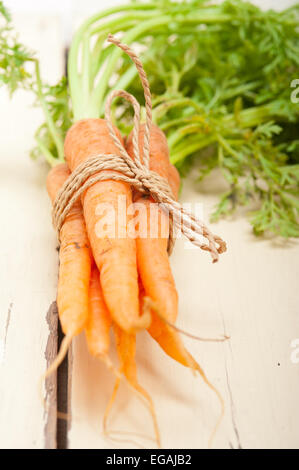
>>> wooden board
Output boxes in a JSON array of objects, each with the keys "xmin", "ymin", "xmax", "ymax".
[
  {"xmin": 0, "ymin": 14, "xmax": 64, "ymax": 449},
  {"xmin": 1, "ymin": 1, "xmax": 298, "ymax": 450}
]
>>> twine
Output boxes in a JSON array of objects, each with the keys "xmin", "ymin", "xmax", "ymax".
[{"xmin": 52, "ymin": 34, "xmax": 226, "ymax": 262}]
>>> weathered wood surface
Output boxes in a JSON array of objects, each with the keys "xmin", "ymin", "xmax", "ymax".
[
  {"xmin": 44, "ymin": 302, "xmax": 58, "ymax": 449},
  {"xmin": 0, "ymin": 15, "xmax": 63, "ymax": 449}
]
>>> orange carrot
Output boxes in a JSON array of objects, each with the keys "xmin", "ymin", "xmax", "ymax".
[
  {"xmin": 126, "ymin": 124, "xmax": 178, "ymax": 325},
  {"xmin": 64, "ymin": 118, "xmax": 150, "ymax": 334},
  {"xmin": 112, "ymin": 325, "xmax": 161, "ymax": 447},
  {"xmin": 128, "ymin": 127, "xmax": 224, "ymax": 443},
  {"xmin": 85, "ymin": 264, "xmax": 111, "ymax": 359},
  {"xmin": 127, "ymin": 127, "xmax": 210, "ymax": 372},
  {"xmin": 102, "ymin": 278, "xmax": 160, "ymax": 445},
  {"xmin": 137, "ymin": 162, "xmax": 196, "ymax": 370},
  {"xmin": 127, "ymin": 124, "xmax": 199, "ymax": 386},
  {"xmin": 45, "ymin": 163, "xmax": 91, "ymax": 374},
  {"xmin": 168, "ymin": 163, "xmax": 180, "ymax": 200}
]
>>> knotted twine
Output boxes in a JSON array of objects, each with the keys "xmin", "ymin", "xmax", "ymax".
[{"xmin": 52, "ymin": 34, "xmax": 227, "ymax": 262}]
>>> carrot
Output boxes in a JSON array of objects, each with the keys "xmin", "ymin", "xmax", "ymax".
[
  {"xmin": 126, "ymin": 124, "xmax": 178, "ymax": 325},
  {"xmin": 127, "ymin": 127, "xmax": 224, "ymax": 444},
  {"xmin": 109, "ymin": 325, "xmax": 161, "ymax": 447},
  {"xmin": 126, "ymin": 123, "xmax": 198, "ymax": 395},
  {"xmin": 168, "ymin": 163, "xmax": 180, "ymax": 200},
  {"xmin": 45, "ymin": 163, "xmax": 91, "ymax": 375},
  {"xmin": 64, "ymin": 118, "xmax": 150, "ymax": 334},
  {"xmin": 85, "ymin": 264, "xmax": 111, "ymax": 360}
]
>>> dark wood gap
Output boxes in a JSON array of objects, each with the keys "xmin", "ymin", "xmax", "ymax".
[
  {"xmin": 64, "ymin": 47, "xmax": 69, "ymax": 77},
  {"xmin": 44, "ymin": 302, "xmax": 58, "ymax": 449},
  {"xmin": 56, "ymin": 47, "xmax": 70, "ymax": 450},
  {"xmin": 56, "ymin": 323, "xmax": 69, "ymax": 449}
]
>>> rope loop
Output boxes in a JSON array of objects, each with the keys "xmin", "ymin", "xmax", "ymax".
[{"xmin": 52, "ymin": 34, "xmax": 227, "ymax": 261}]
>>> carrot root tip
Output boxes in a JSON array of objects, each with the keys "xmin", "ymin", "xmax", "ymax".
[
  {"xmin": 103, "ymin": 376, "xmax": 121, "ymax": 435},
  {"xmin": 145, "ymin": 296, "xmax": 229, "ymax": 343},
  {"xmin": 42, "ymin": 334, "xmax": 72, "ymax": 381}
]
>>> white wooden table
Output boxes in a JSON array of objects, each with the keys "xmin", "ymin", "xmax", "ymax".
[{"xmin": 0, "ymin": 3, "xmax": 298, "ymax": 449}]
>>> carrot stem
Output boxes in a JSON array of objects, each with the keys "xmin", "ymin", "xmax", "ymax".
[
  {"xmin": 68, "ymin": 4, "xmax": 159, "ymax": 120},
  {"xmin": 91, "ymin": 16, "xmax": 170, "ymax": 118},
  {"xmin": 34, "ymin": 60, "xmax": 64, "ymax": 161},
  {"xmin": 34, "ymin": 135, "xmax": 58, "ymax": 167}
]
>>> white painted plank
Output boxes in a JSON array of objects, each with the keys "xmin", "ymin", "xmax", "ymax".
[
  {"xmin": 0, "ymin": 14, "xmax": 64, "ymax": 449},
  {"xmin": 170, "ymin": 175, "xmax": 299, "ymax": 449}
]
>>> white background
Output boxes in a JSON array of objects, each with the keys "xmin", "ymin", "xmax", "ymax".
[{"xmin": 6, "ymin": 0, "xmax": 298, "ymax": 43}]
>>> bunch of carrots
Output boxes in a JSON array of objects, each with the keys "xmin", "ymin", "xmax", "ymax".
[
  {"xmin": 0, "ymin": 3, "xmax": 225, "ymax": 447},
  {"xmin": 46, "ymin": 117, "xmax": 223, "ymax": 446}
]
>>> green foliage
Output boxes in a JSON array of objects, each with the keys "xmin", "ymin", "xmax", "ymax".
[
  {"xmin": 0, "ymin": 3, "xmax": 68, "ymax": 163},
  {"xmin": 31, "ymin": 77, "xmax": 72, "ymax": 162},
  {"xmin": 122, "ymin": 0, "xmax": 299, "ymax": 238},
  {"xmin": 0, "ymin": 2, "xmax": 34, "ymax": 94},
  {"xmin": 0, "ymin": 0, "xmax": 298, "ymax": 237}
]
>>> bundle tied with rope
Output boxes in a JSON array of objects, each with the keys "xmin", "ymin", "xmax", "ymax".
[{"xmin": 52, "ymin": 34, "xmax": 227, "ymax": 262}]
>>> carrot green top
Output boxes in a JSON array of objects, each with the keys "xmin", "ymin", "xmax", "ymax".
[{"xmin": 0, "ymin": 0, "xmax": 298, "ymax": 238}]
